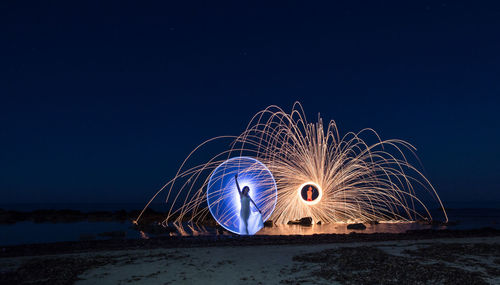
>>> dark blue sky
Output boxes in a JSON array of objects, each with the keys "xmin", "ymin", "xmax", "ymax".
[{"xmin": 1, "ymin": 1, "xmax": 499, "ymax": 207}]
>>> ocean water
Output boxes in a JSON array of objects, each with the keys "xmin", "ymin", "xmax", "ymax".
[
  {"xmin": 0, "ymin": 221, "xmax": 141, "ymax": 246},
  {"xmin": 1, "ymin": 204, "xmax": 499, "ymax": 246}
]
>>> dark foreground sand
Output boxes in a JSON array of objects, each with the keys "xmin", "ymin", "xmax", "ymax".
[{"xmin": 2, "ymin": 230, "xmax": 500, "ymax": 284}]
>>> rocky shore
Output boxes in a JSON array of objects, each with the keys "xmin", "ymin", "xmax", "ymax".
[{"xmin": 1, "ymin": 234, "xmax": 499, "ymax": 284}]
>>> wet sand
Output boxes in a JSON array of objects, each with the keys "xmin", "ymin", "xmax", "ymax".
[
  {"xmin": 76, "ymin": 236, "xmax": 500, "ymax": 284},
  {"xmin": 1, "ymin": 230, "xmax": 500, "ymax": 284}
]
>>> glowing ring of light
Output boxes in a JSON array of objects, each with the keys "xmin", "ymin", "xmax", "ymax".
[
  {"xmin": 207, "ymin": 157, "xmax": 277, "ymax": 235},
  {"xmin": 297, "ymin": 181, "xmax": 323, "ymax": 205}
]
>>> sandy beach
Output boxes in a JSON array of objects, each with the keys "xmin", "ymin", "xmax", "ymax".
[{"xmin": 2, "ymin": 234, "xmax": 500, "ymax": 284}]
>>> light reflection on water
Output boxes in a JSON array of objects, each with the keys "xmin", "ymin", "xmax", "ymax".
[
  {"xmin": 2, "ymin": 207, "xmax": 500, "ymax": 245},
  {"xmin": 164, "ymin": 221, "xmax": 443, "ymax": 237},
  {"xmin": 0, "ymin": 221, "xmax": 443, "ymax": 246},
  {"xmin": 256, "ymin": 222, "xmax": 442, "ymax": 235}
]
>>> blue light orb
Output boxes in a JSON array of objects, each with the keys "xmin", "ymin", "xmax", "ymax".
[{"xmin": 207, "ymin": 157, "xmax": 277, "ymax": 235}]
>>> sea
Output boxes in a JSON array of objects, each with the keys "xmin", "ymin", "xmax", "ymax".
[{"xmin": 1, "ymin": 202, "xmax": 499, "ymax": 246}]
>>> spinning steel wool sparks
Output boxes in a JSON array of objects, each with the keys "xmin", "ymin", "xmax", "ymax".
[{"xmin": 135, "ymin": 102, "xmax": 447, "ymax": 229}]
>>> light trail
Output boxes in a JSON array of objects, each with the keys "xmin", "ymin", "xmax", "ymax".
[{"xmin": 135, "ymin": 102, "xmax": 447, "ymax": 227}]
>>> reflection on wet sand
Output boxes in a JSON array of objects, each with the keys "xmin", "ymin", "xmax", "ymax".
[
  {"xmin": 164, "ymin": 221, "xmax": 447, "ymax": 237},
  {"xmin": 166, "ymin": 221, "xmax": 447, "ymax": 236},
  {"xmin": 256, "ymin": 222, "xmax": 446, "ymax": 235}
]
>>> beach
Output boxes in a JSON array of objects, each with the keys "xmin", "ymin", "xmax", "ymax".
[{"xmin": 2, "ymin": 231, "xmax": 500, "ymax": 284}]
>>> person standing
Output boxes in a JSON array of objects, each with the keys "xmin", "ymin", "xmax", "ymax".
[
  {"xmin": 307, "ymin": 186, "xmax": 313, "ymax": 201},
  {"xmin": 235, "ymin": 174, "xmax": 261, "ymax": 234}
]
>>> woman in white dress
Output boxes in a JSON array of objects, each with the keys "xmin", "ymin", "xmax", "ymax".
[{"xmin": 235, "ymin": 174, "xmax": 262, "ymax": 235}]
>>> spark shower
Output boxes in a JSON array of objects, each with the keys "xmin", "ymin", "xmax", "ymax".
[{"xmin": 135, "ymin": 103, "xmax": 447, "ymax": 228}]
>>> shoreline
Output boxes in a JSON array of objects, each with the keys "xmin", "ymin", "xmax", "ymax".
[
  {"xmin": 2, "ymin": 227, "xmax": 500, "ymax": 258},
  {"xmin": 2, "ymin": 234, "xmax": 499, "ymax": 284}
]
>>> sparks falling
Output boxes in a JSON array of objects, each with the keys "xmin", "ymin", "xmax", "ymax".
[{"xmin": 135, "ymin": 103, "xmax": 447, "ymax": 226}]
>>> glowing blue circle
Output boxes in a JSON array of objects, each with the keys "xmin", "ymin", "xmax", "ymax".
[{"xmin": 207, "ymin": 157, "xmax": 277, "ymax": 235}]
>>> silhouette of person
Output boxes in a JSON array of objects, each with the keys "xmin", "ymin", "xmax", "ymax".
[
  {"xmin": 307, "ymin": 186, "xmax": 313, "ymax": 201},
  {"xmin": 235, "ymin": 173, "xmax": 261, "ymax": 234}
]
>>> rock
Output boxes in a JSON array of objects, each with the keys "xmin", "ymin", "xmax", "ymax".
[
  {"xmin": 287, "ymin": 217, "xmax": 313, "ymax": 226},
  {"xmin": 347, "ymin": 223, "xmax": 366, "ymax": 230},
  {"xmin": 299, "ymin": 217, "xmax": 313, "ymax": 226},
  {"xmin": 264, "ymin": 220, "xmax": 273, "ymax": 227},
  {"xmin": 317, "ymin": 221, "xmax": 322, "ymax": 225},
  {"xmin": 367, "ymin": 220, "xmax": 379, "ymax": 225}
]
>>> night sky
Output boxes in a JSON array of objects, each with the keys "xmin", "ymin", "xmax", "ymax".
[{"xmin": 1, "ymin": 1, "xmax": 499, "ymax": 207}]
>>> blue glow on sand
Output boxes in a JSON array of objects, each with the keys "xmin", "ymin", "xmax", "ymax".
[{"xmin": 207, "ymin": 157, "xmax": 277, "ymax": 235}]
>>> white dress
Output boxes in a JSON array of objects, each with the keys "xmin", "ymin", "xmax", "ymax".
[
  {"xmin": 239, "ymin": 194, "xmax": 263, "ymax": 235},
  {"xmin": 240, "ymin": 195, "xmax": 251, "ymax": 221}
]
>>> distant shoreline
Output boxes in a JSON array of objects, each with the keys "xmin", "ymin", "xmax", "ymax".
[{"xmin": 0, "ymin": 208, "xmax": 161, "ymax": 224}]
